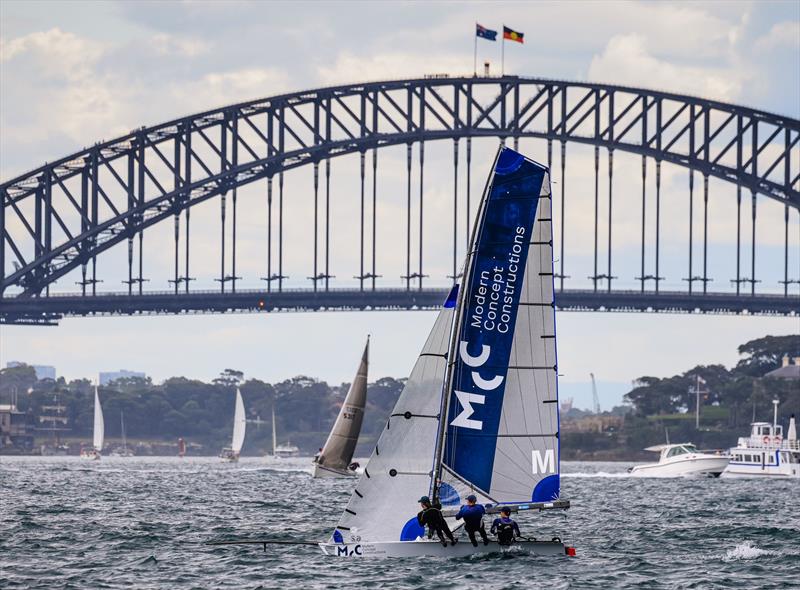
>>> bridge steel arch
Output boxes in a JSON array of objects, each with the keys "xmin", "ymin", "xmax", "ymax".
[{"xmin": 1, "ymin": 76, "xmax": 799, "ymax": 322}]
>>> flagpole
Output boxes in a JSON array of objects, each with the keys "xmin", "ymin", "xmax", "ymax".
[
  {"xmin": 473, "ymin": 24, "xmax": 477, "ymax": 77},
  {"xmin": 501, "ymin": 25, "xmax": 505, "ymax": 76}
]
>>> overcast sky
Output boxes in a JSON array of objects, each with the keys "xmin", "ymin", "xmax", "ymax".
[{"xmin": 1, "ymin": 1, "xmax": 798, "ymax": 410}]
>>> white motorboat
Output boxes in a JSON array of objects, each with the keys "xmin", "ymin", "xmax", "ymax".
[
  {"xmin": 313, "ymin": 337, "xmax": 369, "ymax": 478},
  {"xmin": 721, "ymin": 403, "xmax": 799, "ymax": 479},
  {"xmin": 318, "ymin": 147, "xmax": 574, "ymax": 558},
  {"xmin": 80, "ymin": 386, "xmax": 104, "ymax": 461},
  {"xmin": 219, "ymin": 388, "xmax": 246, "ymax": 462},
  {"xmin": 628, "ymin": 443, "xmax": 729, "ymax": 478},
  {"xmin": 269, "ymin": 406, "xmax": 300, "ymax": 458}
]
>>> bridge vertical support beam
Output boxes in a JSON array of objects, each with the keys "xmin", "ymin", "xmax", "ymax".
[
  {"xmin": 593, "ymin": 144, "xmax": 599, "ymax": 293},
  {"xmin": 231, "ymin": 113, "xmax": 239, "ymax": 293},
  {"xmin": 91, "ymin": 147, "xmax": 98, "ymax": 295},
  {"xmin": 639, "ymin": 95, "xmax": 648, "ymax": 293},
  {"xmin": 606, "ymin": 90, "xmax": 615, "ymax": 293},
  {"xmin": 173, "ymin": 130, "xmax": 181, "ymax": 295},
  {"xmin": 735, "ymin": 115, "xmax": 742, "ymax": 295},
  {"xmin": 325, "ymin": 95, "xmax": 332, "ymax": 292},
  {"xmin": 279, "ymin": 105, "xmax": 285, "ymax": 292},
  {"xmin": 703, "ymin": 173, "xmax": 709, "ymax": 294},
  {"xmin": 137, "ymin": 132, "xmax": 145, "ymax": 295},
  {"xmin": 592, "ymin": 88, "xmax": 600, "ymax": 293},
  {"xmin": 219, "ymin": 112, "xmax": 228, "ymax": 293},
  {"xmin": 184, "ymin": 122, "xmax": 192, "ymax": 294},
  {"xmin": 266, "ymin": 175, "xmax": 273, "ymax": 292},
  {"xmin": 44, "ymin": 167, "xmax": 52, "ymax": 296},
  {"xmin": 360, "ymin": 151, "xmax": 366, "ymax": 292},
  {"xmin": 559, "ymin": 140, "xmax": 566, "ymax": 292},
  {"xmin": 784, "ymin": 128, "xmax": 791, "ymax": 297},
  {"xmin": 466, "ymin": 137, "xmax": 472, "ymax": 253},
  {"xmin": 687, "ymin": 104, "xmax": 695, "ymax": 295},
  {"xmin": 751, "ymin": 120, "xmax": 758, "ymax": 296},
  {"xmin": 34, "ymin": 178, "xmax": 42, "ymax": 292},
  {"xmin": 80, "ymin": 164, "xmax": 88, "ymax": 296},
  {"xmin": 313, "ymin": 161, "xmax": 319, "ymax": 292},
  {"xmin": 406, "ymin": 142, "xmax": 412, "ymax": 292},
  {"xmin": 126, "ymin": 148, "xmax": 134, "ymax": 294},
  {"xmin": 418, "ymin": 84, "xmax": 426, "ymax": 291},
  {"xmin": 654, "ymin": 98, "xmax": 662, "ymax": 294},
  {"xmin": 452, "ymin": 138, "xmax": 459, "ymax": 283},
  {"xmin": 371, "ymin": 88, "xmax": 379, "ymax": 291},
  {"xmin": 372, "ymin": 147, "xmax": 378, "ymax": 291}
]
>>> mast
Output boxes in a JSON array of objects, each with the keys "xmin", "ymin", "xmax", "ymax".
[
  {"xmin": 121, "ymin": 411, "xmax": 127, "ymax": 452},
  {"xmin": 430, "ymin": 148, "xmax": 501, "ymax": 502}
]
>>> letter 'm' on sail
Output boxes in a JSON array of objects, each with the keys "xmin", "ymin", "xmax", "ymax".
[
  {"xmin": 93, "ymin": 386, "xmax": 105, "ymax": 451},
  {"xmin": 441, "ymin": 148, "xmax": 560, "ymax": 505},
  {"xmin": 332, "ymin": 304, "xmax": 454, "ymax": 544},
  {"xmin": 231, "ymin": 388, "xmax": 246, "ymax": 453},
  {"xmin": 317, "ymin": 338, "xmax": 369, "ymax": 471}
]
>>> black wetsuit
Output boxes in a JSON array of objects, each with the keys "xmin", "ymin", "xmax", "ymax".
[
  {"xmin": 417, "ymin": 505, "xmax": 456, "ymax": 546},
  {"xmin": 491, "ymin": 517, "xmax": 520, "ymax": 546},
  {"xmin": 455, "ymin": 504, "xmax": 489, "ymax": 547}
]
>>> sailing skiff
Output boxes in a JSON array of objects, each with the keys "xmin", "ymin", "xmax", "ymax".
[{"xmin": 319, "ymin": 147, "xmax": 572, "ymax": 558}]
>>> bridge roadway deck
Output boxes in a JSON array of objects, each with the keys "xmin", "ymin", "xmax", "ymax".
[{"xmin": 1, "ymin": 288, "xmax": 797, "ymax": 324}]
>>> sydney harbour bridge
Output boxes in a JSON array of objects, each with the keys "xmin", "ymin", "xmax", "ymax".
[{"xmin": 1, "ymin": 75, "xmax": 798, "ymax": 325}]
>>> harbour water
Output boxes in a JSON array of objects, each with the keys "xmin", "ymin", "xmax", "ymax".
[{"xmin": 1, "ymin": 457, "xmax": 797, "ymax": 589}]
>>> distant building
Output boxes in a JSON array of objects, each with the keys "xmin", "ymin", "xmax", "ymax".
[
  {"xmin": 0, "ymin": 404, "xmax": 35, "ymax": 451},
  {"xmin": 6, "ymin": 361, "xmax": 56, "ymax": 381},
  {"xmin": 99, "ymin": 370, "xmax": 147, "ymax": 385},
  {"xmin": 765, "ymin": 356, "xmax": 800, "ymax": 380}
]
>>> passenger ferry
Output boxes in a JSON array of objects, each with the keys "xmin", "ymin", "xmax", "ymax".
[{"xmin": 721, "ymin": 404, "xmax": 799, "ymax": 479}]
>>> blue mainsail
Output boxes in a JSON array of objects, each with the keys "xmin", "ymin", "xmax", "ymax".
[{"xmin": 438, "ymin": 147, "xmax": 560, "ymax": 505}]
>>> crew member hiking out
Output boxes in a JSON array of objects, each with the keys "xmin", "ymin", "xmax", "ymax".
[
  {"xmin": 417, "ymin": 496, "xmax": 457, "ymax": 547},
  {"xmin": 490, "ymin": 506, "xmax": 520, "ymax": 546},
  {"xmin": 455, "ymin": 494, "xmax": 489, "ymax": 547}
]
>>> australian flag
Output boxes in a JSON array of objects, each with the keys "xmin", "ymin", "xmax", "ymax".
[{"xmin": 476, "ymin": 23, "xmax": 497, "ymax": 41}]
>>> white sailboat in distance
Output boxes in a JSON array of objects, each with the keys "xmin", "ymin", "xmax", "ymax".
[
  {"xmin": 319, "ymin": 147, "xmax": 572, "ymax": 558},
  {"xmin": 220, "ymin": 388, "xmax": 246, "ymax": 462},
  {"xmin": 313, "ymin": 337, "xmax": 369, "ymax": 478},
  {"xmin": 80, "ymin": 386, "xmax": 104, "ymax": 460}
]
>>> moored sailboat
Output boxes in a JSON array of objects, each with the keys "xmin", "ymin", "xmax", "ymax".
[
  {"xmin": 270, "ymin": 406, "xmax": 299, "ymax": 458},
  {"xmin": 80, "ymin": 386, "xmax": 104, "ymax": 460},
  {"xmin": 320, "ymin": 147, "xmax": 572, "ymax": 558},
  {"xmin": 110, "ymin": 411, "xmax": 135, "ymax": 457},
  {"xmin": 220, "ymin": 388, "xmax": 246, "ymax": 462},
  {"xmin": 313, "ymin": 337, "xmax": 369, "ymax": 478}
]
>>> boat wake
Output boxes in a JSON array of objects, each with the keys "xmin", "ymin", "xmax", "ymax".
[
  {"xmin": 562, "ymin": 472, "xmax": 631, "ymax": 479},
  {"xmin": 721, "ymin": 541, "xmax": 775, "ymax": 562}
]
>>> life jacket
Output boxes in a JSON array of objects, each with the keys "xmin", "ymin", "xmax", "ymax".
[{"xmin": 496, "ymin": 521, "xmax": 516, "ymax": 545}]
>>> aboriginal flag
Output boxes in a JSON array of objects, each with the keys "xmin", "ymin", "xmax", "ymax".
[
  {"xmin": 503, "ymin": 26, "xmax": 524, "ymax": 44},
  {"xmin": 476, "ymin": 23, "xmax": 497, "ymax": 41}
]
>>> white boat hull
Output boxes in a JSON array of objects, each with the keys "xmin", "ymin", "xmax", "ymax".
[
  {"xmin": 313, "ymin": 462, "xmax": 357, "ymax": 478},
  {"xmin": 629, "ymin": 455, "xmax": 729, "ymax": 478},
  {"xmin": 318, "ymin": 539, "xmax": 568, "ymax": 558}
]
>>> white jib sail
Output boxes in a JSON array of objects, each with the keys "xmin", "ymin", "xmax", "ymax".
[
  {"xmin": 332, "ymin": 303, "xmax": 455, "ymax": 544},
  {"xmin": 93, "ymin": 386, "xmax": 104, "ymax": 451},
  {"xmin": 231, "ymin": 388, "xmax": 246, "ymax": 454},
  {"xmin": 318, "ymin": 337, "xmax": 369, "ymax": 471}
]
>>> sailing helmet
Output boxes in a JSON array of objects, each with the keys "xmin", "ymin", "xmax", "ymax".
[
  {"xmin": 500, "ymin": 506, "xmax": 512, "ymax": 515},
  {"xmin": 466, "ymin": 494, "xmax": 477, "ymax": 502},
  {"xmin": 418, "ymin": 496, "xmax": 431, "ymax": 504}
]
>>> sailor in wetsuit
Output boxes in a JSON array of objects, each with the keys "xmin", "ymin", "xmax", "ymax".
[
  {"xmin": 417, "ymin": 496, "xmax": 457, "ymax": 547},
  {"xmin": 490, "ymin": 506, "xmax": 520, "ymax": 546},
  {"xmin": 455, "ymin": 494, "xmax": 489, "ymax": 547}
]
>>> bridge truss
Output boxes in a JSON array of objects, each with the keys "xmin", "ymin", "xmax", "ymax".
[{"xmin": 1, "ymin": 76, "xmax": 798, "ymax": 324}]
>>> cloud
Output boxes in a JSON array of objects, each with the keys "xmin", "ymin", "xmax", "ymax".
[
  {"xmin": 150, "ymin": 33, "xmax": 211, "ymax": 57},
  {"xmin": 588, "ymin": 33, "xmax": 747, "ymax": 102},
  {"xmin": 316, "ymin": 51, "xmax": 470, "ymax": 86}
]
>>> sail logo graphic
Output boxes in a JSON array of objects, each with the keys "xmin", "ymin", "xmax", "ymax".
[
  {"xmin": 532, "ymin": 449, "xmax": 555, "ymax": 474},
  {"xmin": 450, "ymin": 342, "xmax": 504, "ymax": 430}
]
